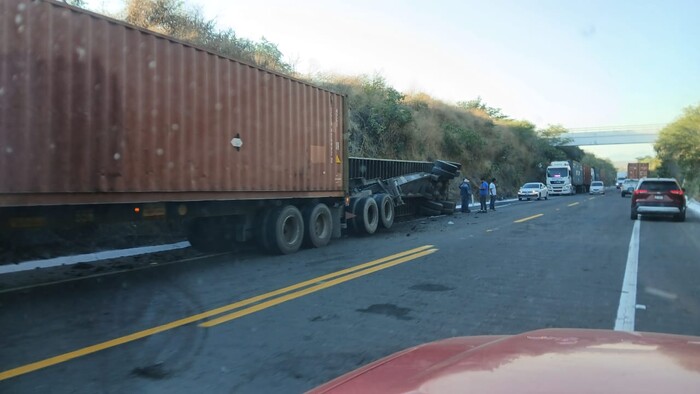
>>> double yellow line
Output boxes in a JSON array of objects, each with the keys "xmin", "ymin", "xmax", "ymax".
[{"xmin": 0, "ymin": 245, "xmax": 437, "ymax": 381}]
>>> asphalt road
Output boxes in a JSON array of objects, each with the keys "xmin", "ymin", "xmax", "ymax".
[{"xmin": 1, "ymin": 190, "xmax": 698, "ymax": 393}]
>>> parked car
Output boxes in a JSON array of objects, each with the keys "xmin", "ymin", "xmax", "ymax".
[
  {"xmin": 589, "ymin": 181, "xmax": 605, "ymax": 194},
  {"xmin": 518, "ymin": 182, "xmax": 548, "ymax": 200},
  {"xmin": 620, "ymin": 179, "xmax": 638, "ymax": 197},
  {"xmin": 631, "ymin": 178, "xmax": 686, "ymax": 221}
]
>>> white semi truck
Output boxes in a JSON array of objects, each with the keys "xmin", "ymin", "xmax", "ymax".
[{"xmin": 546, "ymin": 160, "xmax": 583, "ymax": 195}]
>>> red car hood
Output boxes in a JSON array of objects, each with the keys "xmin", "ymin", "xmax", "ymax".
[{"xmin": 308, "ymin": 329, "xmax": 700, "ymax": 394}]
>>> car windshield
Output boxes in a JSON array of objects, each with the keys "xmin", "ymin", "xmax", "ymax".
[
  {"xmin": 2, "ymin": 1, "xmax": 699, "ymax": 393},
  {"xmin": 547, "ymin": 168, "xmax": 569, "ymax": 178}
]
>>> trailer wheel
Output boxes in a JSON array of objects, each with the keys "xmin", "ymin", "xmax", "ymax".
[
  {"xmin": 302, "ymin": 203, "xmax": 333, "ymax": 248},
  {"xmin": 353, "ymin": 197, "xmax": 379, "ymax": 235},
  {"xmin": 373, "ymin": 194, "xmax": 395, "ymax": 229},
  {"xmin": 266, "ymin": 205, "xmax": 304, "ymax": 254}
]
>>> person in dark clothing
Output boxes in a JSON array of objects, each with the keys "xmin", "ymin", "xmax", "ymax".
[
  {"xmin": 459, "ymin": 178, "xmax": 472, "ymax": 213},
  {"xmin": 479, "ymin": 177, "xmax": 489, "ymax": 213}
]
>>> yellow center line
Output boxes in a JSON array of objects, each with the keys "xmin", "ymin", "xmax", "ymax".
[
  {"xmin": 200, "ymin": 248, "xmax": 438, "ymax": 327},
  {"xmin": 514, "ymin": 213, "xmax": 543, "ymax": 223},
  {"xmin": 0, "ymin": 245, "xmax": 434, "ymax": 382},
  {"xmin": 568, "ymin": 202, "xmax": 580, "ymax": 207}
]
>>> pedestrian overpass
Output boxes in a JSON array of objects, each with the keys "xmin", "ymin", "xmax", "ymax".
[{"xmin": 560, "ymin": 124, "xmax": 664, "ymax": 146}]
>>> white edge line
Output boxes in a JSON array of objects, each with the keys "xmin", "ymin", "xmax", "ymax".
[
  {"xmin": 0, "ymin": 241, "xmax": 191, "ymax": 275},
  {"xmin": 614, "ymin": 219, "xmax": 640, "ymax": 331}
]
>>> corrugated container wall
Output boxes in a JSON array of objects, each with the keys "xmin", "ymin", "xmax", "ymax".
[{"xmin": 0, "ymin": 0, "xmax": 345, "ymax": 206}]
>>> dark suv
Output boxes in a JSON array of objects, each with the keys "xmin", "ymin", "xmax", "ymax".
[{"xmin": 630, "ymin": 178, "xmax": 686, "ymax": 222}]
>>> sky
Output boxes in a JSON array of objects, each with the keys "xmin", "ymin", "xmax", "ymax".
[{"xmin": 86, "ymin": 0, "xmax": 700, "ymax": 167}]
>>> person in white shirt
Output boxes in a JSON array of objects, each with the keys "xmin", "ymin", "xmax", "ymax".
[{"xmin": 489, "ymin": 178, "xmax": 497, "ymax": 211}]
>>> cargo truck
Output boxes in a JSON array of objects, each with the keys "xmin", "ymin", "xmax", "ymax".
[
  {"xmin": 627, "ymin": 163, "xmax": 649, "ymax": 180},
  {"xmin": 546, "ymin": 160, "xmax": 584, "ymax": 195},
  {"xmin": 0, "ymin": 0, "xmax": 459, "ymax": 254}
]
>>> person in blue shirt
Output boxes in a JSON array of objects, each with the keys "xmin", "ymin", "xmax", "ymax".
[
  {"xmin": 459, "ymin": 178, "xmax": 472, "ymax": 213},
  {"xmin": 479, "ymin": 177, "xmax": 489, "ymax": 213}
]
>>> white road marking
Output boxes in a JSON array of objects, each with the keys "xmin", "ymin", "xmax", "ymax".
[
  {"xmin": 644, "ymin": 287, "xmax": 678, "ymax": 300},
  {"xmin": 635, "ymin": 304, "xmax": 647, "ymax": 310},
  {"xmin": 0, "ymin": 241, "xmax": 191, "ymax": 275},
  {"xmin": 614, "ymin": 219, "xmax": 641, "ymax": 331}
]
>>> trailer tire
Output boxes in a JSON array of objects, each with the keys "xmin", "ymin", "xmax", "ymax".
[
  {"xmin": 353, "ymin": 197, "xmax": 379, "ymax": 235},
  {"xmin": 373, "ymin": 194, "xmax": 395, "ymax": 229},
  {"xmin": 267, "ymin": 205, "xmax": 304, "ymax": 254},
  {"xmin": 302, "ymin": 203, "xmax": 333, "ymax": 248}
]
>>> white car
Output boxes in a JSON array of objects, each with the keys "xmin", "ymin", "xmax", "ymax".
[
  {"xmin": 518, "ymin": 182, "xmax": 548, "ymax": 201},
  {"xmin": 589, "ymin": 181, "xmax": 605, "ymax": 194}
]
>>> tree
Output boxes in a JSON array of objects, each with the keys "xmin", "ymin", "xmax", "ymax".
[
  {"xmin": 538, "ymin": 124, "xmax": 572, "ymax": 146},
  {"xmin": 655, "ymin": 104, "xmax": 700, "ymax": 177},
  {"xmin": 457, "ymin": 96, "xmax": 509, "ymax": 120},
  {"xmin": 122, "ymin": 0, "xmax": 293, "ymax": 74},
  {"xmin": 346, "ymin": 76, "xmax": 413, "ymax": 157},
  {"xmin": 655, "ymin": 104, "xmax": 700, "ymax": 197}
]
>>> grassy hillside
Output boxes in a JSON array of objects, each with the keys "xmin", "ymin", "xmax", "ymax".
[{"xmin": 315, "ymin": 75, "xmax": 616, "ymax": 196}]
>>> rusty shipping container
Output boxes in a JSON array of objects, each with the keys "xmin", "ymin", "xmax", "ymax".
[
  {"xmin": 0, "ymin": 0, "xmax": 345, "ymax": 207},
  {"xmin": 627, "ymin": 163, "xmax": 649, "ymax": 179}
]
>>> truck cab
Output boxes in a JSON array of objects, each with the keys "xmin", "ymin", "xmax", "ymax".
[{"xmin": 546, "ymin": 161, "xmax": 576, "ymax": 195}]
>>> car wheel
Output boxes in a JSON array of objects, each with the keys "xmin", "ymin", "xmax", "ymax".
[
  {"xmin": 518, "ymin": 197, "xmax": 522, "ymax": 201},
  {"xmin": 544, "ymin": 194, "xmax": 548, "ymax": 200},
  {"xmin": 675, "ymin": 210, "xmax": 686, "ymax": 222},
  {"xmin": 630, "ymin": 209, "xmax": 637, "ymax": 220}
]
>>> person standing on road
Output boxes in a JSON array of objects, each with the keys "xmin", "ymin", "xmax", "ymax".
[
  {"xmin": 459, "ymin": 178, "xmax": 472, "ymax": 213},
  {"xmin": 489, "ymin": 178, "xmax": 497, "ymax": 211},
  {"xmin": 479, "ymin": 177, "xmax": 489, "ymax": 213}
]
